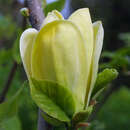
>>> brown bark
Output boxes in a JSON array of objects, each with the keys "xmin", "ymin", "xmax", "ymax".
[{"xmin": 26, "ymin": 0, "xmax": 44, "ymax": 30}]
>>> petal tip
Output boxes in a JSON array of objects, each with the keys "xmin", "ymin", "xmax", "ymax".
[{"xmin": 20, "ymin": 28, "xmax": 38, "ymax": 58}]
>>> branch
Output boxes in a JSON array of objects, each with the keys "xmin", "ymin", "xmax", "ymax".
[
  {"xmin": 0, "ymin": 2, "xmax": 27, "ymax": 104},
  {"xmin": 26, "ymin": 0, "xmax": 44, "ymax": 30},
  {"xmin": 0, "ymin": 62, "xmax": 17, "ymax": 103}
]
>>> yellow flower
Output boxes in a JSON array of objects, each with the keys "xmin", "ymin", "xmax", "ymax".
[{"xmin": 20, "ymin": 8, "xmax": 104, "ymax": 110}]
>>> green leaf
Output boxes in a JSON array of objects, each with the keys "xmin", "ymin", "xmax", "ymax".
[
  {"xmin": 72, "ymin": 106, "xmax": 93, "ymax": 126},
  {"xmin": 30, "ymin": 78, "xmax": 76, "ymax": 122},
  {"xmin": 13, "ymin": 30, "xmax": 22, "ymax": 64},
  {"xmin": 44, "ymin": 0, "xmax": 66, "ymax": 16},
  {"xmin": 41, "ymin": 111, "xmax": 64, "ymax": 126},
  {"xmin": 100, "ymin": 47, "xmax": 130, "ymax": 70},
  {"xmin": 0, "ymin": 116, "xmax": 22, "ymax": 130},
  {"xmin": 91, "ymin": 68, "xmax": 118, "ymax": 99},
  {"xmin": 0, "ymin": 81, "xmax": 26, "ymax": 122}
]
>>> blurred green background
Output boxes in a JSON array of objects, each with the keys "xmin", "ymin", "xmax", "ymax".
[{"xmin": 0, "ymin": 0, "xmax": 130, "ymax": 130}]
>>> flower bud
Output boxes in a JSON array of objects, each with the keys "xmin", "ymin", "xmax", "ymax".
[{"xmin": 20, "ymin": 8, "xmax": 104, "ymax": 122}]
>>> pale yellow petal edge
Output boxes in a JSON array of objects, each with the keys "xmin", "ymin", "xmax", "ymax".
[
  {"xmin": 20, "ymin": 28, "xmax": 38, "ymax": 77},
  {"xmin": 86, "ymin": 21, "xmax": 104, "ymax": 107}
]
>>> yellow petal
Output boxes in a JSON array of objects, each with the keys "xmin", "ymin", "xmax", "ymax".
[
  {"xmin": 41, "ymin": 10, "xmax": 64, "ymax": 28},
  {"xmin": 31, "ymin": 20, "xmax": 88, "ymax": 109},
  {"xmin": 86, "ymin": 21, "xmax": 104, "ymax": 107},
  {"xmin": 20, "ymin": 28, "xmax": 38, "ymax": 78},
  {"xmin": 69, "ymin": 8, "xmax": 93, "ymax": 75}
]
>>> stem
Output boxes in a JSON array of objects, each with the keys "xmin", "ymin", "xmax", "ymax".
[
  {"xmin": 37, "ymin": 110, "xmax": 53, "ymax": 130},
  {"xmin": 0, "ymin": 62, "xmax": 17, "ymax": 103}
]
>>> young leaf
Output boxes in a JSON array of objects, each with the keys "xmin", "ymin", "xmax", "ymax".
[
  {"xmin": 30, "ymin": 78, "xmax": 77, "ymax": 122},
  {"xmin": 91, "ymin": 68, "xmax": 118, "ymax": 99}
]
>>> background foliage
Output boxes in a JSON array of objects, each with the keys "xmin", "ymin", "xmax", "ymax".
[{"xmin": 0, "ymin": 0, "xmax": 130, "ymax": 130}]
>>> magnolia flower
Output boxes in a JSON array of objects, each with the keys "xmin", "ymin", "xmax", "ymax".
[{"xmin": 20, "ymin": 8, "xmax": 104, "ymax": 122}]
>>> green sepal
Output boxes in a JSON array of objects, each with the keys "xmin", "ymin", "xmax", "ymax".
[
  {"xmin": 91, "ymin": 68, "xmax": 118, "ymax": 99},
  {"xmin": 72, "ymin": 106, "xmax": 93, "ymax": 126},
  {"xmin": 30, "ymin": 78, "xmax": 76, "ymax": 123},
  {"xmin": 0, "ymin": 81, "xmax": 26, "ymax": 122}
]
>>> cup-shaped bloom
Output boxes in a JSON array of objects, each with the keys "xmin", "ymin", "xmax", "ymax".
[{"xmin": 20, "ymin": 9, "xmax": 104, "ymax": 119}]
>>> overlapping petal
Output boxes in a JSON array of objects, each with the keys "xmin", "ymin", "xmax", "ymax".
[
  {"xmin": 31, "ymin": 20, "xmax": 88, "ymax": 107},
  {"xmin": 69, "ymin": 8, "xmax": 93, "ymax": 77},
  {"xmin": 19, "ymin": 8, "xmax": 104, "ymax": 113},
  {"xmin": 68, "ymin": 9, "xmax": 95, "ymax": 107},
  {"xmin": 20, "ymin": 28, "xmax": 38, "ymax": 78},
  {"xmin": 86, "ymin": 21, "xmax": 104, "ymax": 107},
  {"xmin": 41, "ymin": 10, "xmax": 63, "ymax": 28}
]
